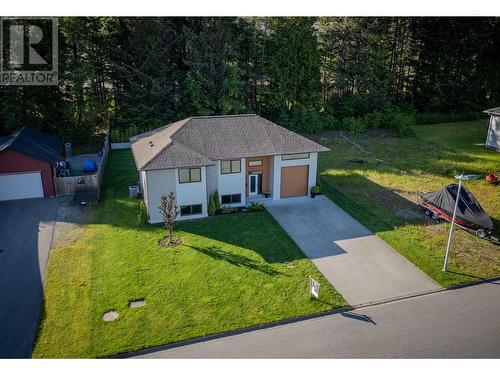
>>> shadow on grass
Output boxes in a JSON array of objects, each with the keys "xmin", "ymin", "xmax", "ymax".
[
  {"xmin": 446, "ymin": 270, "xmax": 485, "ymax": 280},
  {"xmin": 184, "ymin": 244, "xmax": 286, "ymax": 276},
  {"xmin": 319, "ymin": 174, "xmax": 437, "ymax": 235}
]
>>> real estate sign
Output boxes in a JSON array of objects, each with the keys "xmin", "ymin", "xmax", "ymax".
[{"xmin": 309, "ymin": 276, "xmax": 320, "ymax": 299}]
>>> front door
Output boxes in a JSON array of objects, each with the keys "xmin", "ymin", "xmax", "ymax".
[{"xmin": 249, "ymin": 173, "xmax": 258, "ymax": 196}]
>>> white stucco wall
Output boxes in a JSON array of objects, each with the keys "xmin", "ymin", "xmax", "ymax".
[
  {"xmin": 175, "ymin": 167, "xmax": 208, "ymax": 220},
  {"xmin": 206, "ymin": 164, "xmax": 218, "ymax": 201},
  {"xmin": 271, "ymin": 152, "xmax": 318, "ymax": 200},
  {"xmin": 217, "ymin": 158, "xmax": 246, "ymax": 207},
  {"xmin": 145, "ymin": 169, "xmax": 176, "ymax": 224}
]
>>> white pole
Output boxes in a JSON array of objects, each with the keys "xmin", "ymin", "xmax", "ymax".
[{"xmin": 443, "ymin": 179, "xmax": 463, "ymax": 272}]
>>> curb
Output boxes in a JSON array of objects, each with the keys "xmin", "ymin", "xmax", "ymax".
[
  {"xmin": 446, "ymin": 275, "xmax": 500, "ymax": 290},
  {"xmin": 112, "ymin": 275, "xmax": 500, "ymax": 358},
  {"xmin": 112, "ymin": 305, "xmax": 353, "ymax": 358}
]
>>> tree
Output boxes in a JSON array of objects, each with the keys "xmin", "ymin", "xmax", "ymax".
[
  {"xmin": 158, "ymin": 192, "xmax": 181, "ymax": 246},
  {"xmin": 213, "ymin": 190, "xmax": 221, "ymax": 211},
  {"xmin": 208, "ymin": 193, "xmax": 216, "ymax": 216},
  {"xmin": 264, "ymin": 17, "xmax": 322, "ymax": 132},
  {"xmin": 109, "ymin": 18, "xmax": 184, "ymax": 128},
  {"xmin": 182, "ymin": 17, "xmax": 248, "ymax": 116}
]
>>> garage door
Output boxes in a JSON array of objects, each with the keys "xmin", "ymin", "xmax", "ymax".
[
  {"xmin": 0, "ymin": 172, "xmax": 44, "ymax": 201},
  {"xmin": 281, "ymin": 165, "xmax": 309, "ymax": 198}
]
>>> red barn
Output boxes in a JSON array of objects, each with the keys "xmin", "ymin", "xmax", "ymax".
[{"xmin": 0, "ymin": 127, "xmax": 64, "ymax": 201}]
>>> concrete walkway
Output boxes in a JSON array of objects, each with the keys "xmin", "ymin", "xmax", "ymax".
[{"xmin": 265, "ymin": 195, "xmax": 440, "ymax": 306}]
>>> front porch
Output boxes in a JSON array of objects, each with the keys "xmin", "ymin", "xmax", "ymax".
[
  {"xmin": 246, "ymin": 194, "xmax": 272, "ymax": 204},
  {"xmin": 245, "ymin": 155, "xmax": 273, "ymax": 199}
]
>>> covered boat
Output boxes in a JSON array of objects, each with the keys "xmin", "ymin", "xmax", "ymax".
[{"xmin": 418, "ymin": 184, "xmax": 494, "ymax": 237}]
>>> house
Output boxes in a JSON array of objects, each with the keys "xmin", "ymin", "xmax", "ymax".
[
  {"xmin": 484, "ymin": 107, "xmax": 500, "ymax": 151},
  {"xmin": 130, "ymin": 114, "xmax": 329, "ymax": 223},
  {"xmin": 0, "ymin": 127, "xmax": 64, "ymax": 201}
]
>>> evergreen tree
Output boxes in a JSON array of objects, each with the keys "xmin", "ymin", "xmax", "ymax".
[{"xmin": 264, "ymin": 17, "xmax": 322, "ymax": 132}]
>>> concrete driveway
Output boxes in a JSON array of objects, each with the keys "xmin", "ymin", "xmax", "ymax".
[
  {"xmin": 266, "ymin": 195, "xmax": 440, "ymax": 306},
  {"xmin": 0, "ymin": 197, "xmax": 62, "ymax": 358}
]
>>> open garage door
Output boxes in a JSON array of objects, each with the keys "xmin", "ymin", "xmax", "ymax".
[
  {"xmin": 0, "ymin": 172, "xmax": 44, "ymax": 201},
  {"xmin": 281, "ymin": 165, "xmax": 309, "ymax": 198}
]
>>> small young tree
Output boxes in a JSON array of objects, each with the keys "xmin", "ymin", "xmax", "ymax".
[
  {"xmin": 213, "ymin": 190, "xmax": 221, "ymax": 211},
  {"xmin": 208, "ymin": 193, "xmax": 216, "ymax": 216},
  {"xmin": 158, "ymin": 192, "xmax": 181, "ymax": 246}
]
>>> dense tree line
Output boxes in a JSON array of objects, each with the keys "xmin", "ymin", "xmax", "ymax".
[{"xmin": 1, "ymin": 17, "xmax": 499, "ymax": 141}]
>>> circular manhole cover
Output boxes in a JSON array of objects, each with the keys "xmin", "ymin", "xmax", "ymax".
[{"xmin": 102, "ymin": 310, "xmax": 119, "ymax": 322}]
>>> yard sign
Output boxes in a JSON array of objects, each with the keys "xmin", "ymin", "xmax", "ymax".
[{"xmin": 309, "ymin": 276, "xmax": 320, "ymax": 299}]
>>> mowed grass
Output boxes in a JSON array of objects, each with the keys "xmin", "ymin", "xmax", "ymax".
[
  {"xmin": 316, "ymin": 119, "xmax": 500, "ymax": 287},
  {"xmin": 34, "ymin": 150, "xmax": 346, "ymax": 358}
]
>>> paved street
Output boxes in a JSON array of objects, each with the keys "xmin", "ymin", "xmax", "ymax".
[
  {"xmin": 0, "ymin": 197, "xmax": 62, "ymax": 358},
  {"xmin": 134, "ymin": 281, "xmax": 500, "ymax": 358},
  {"xmin": 266, "ymin": 195, "xmax": 440, "ymax": 305}
]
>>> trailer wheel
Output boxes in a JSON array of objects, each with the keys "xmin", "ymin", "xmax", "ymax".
[
  {"xmin": 476, "ymin": 229, "xmax": 486, "ymax": 238},
  {"xmin": 424, "ymin": 209, "xmax": 432, "ymax": 217},
  {"xmin": 431, "ymin": 212, "xmax": 439, "ymax": 221}
]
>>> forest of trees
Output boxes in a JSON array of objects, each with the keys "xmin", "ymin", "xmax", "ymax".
[{"xmin": 1, "ymin": 17, "xmax": 499, "ymax": 142}]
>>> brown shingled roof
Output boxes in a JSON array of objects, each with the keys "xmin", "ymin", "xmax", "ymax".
[{"xmin": 130, "ymin": 114, "xmax": 330, "ymax": 171}]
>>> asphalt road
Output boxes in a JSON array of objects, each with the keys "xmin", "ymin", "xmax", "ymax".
[
  {"xmin": 0, "ymin": 197, "xmax": 62, "ymax": 358},
  {"xmin": 134, "ymin": 281, "xmax": 500, "ymax": 358}
]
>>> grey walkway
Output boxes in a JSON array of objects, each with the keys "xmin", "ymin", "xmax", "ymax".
[
  {"xmin": 135, "ymin": 281, "xmax": 500, "ymax": 358},
  {"xmin": 265, "ymin": 195, "xmax": 440, "ymax": 306},
  {"xmin": 0, "ymin": 197, "xmax": 63, "ymax": 358}
]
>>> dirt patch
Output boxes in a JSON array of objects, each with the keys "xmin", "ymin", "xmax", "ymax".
[
  {"xmin": 158, "ymin": 236, "xmax": 183, "ymax": 248},
  {"xmin": 348, "ymin": 158, "xmax": 368, "ymax": 165},
  {"xmin": 52, "ymin": 197, "xmax": 88, "ymax": 249}
]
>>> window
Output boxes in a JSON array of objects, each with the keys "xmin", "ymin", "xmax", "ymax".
[
  {"xmin": 221, "ymin": 194, "xmax": 241, "ymax": 204},
  {"xmin": 178, "ymin": 168, "xmax": 201, "ymax": 183},
  {"xmin": 248, "ymin": 160, "xmax": 262, "ymax": 167},
  {"xmin": 281, "ymin": 153, "xmax": 310, "ymax": 161},
  {"xmin": 221, "ymin": 159, "xmax": 241, "ymax": 174},
  {"xmin": 180, "ymin": 204, "xmax": 202, "ymax": 216}
]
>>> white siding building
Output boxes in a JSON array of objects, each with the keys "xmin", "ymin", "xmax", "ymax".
[{"xmin": 130, "ymin": 114, "xmax": 329, "ymax": 223}]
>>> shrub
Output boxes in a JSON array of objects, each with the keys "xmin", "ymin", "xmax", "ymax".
[
  {"xmin": 247, "ymin": 202, "xmax": 265, "ymax": 212},
  {"xmin": 311, "ymin": 185, "xmax": 320, "ymax": 194},
  {"xmin": 321, "ymin": 113, "xmax": 341, "ymax": 131},
  {"xmin": 316, "ymin": 176, "xmax": 322, "ymax": 191},
  {"xmin": 361, "ymin": 112, "xmax": 383, "ymax": 130},
  {"xmin": 139, "ymin": 200, "xmax": 148, "ymax": 224},
  {"xmin": 208, "ymin": 194, "xmax": 216, "ymax": 216},
  {"xmin": 383, "ymin": 110, "xmax": 415, "ymax": 137},
  {"xmin": 415, "ymin": 112, "xmax": 486, "ymax": 125},
  {"xmin": 343, "ymin": 116, "xmax": 366, "ymax": 135},
  {"xmin": 213, "ymin": 190, "xmax": 221, "ymax": 211}
]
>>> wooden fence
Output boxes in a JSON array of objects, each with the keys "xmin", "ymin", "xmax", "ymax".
[{"xmin": 54, "ymin": 132, "xmax": 110, "ymax": 196}]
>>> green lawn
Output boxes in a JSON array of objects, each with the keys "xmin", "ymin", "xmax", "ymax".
[
  {"xmin": 34, "ymin": 149, "xmax": 346, "ymax": 358},
  {"xmin": 316, "ymin": 119, "xmax": 500, "ymax": 287}
]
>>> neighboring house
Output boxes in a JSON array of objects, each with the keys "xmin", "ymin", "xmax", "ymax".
[
  {"xmin": 130, "ymin": 114, "xmax": 329, "ymax": 223},
  {"xmin": 484, "ymin": 107, "xmax": 500, "ymax": 151},
  {"xmin": 0, "ymin": 127, "xmax": 64, "ymax": 201}
]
